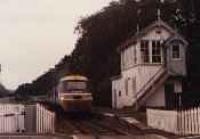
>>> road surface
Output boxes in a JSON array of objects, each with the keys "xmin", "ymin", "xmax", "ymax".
[
  {"xmin": 72, "ymin": 134, "xmax": 168, "ymax": 139},
  {"xmin": 0, "ymin": 134, "xmax": 69, "ymax": 139}
]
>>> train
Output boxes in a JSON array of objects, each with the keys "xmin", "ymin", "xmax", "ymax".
[{"xmin": 56, "ymin": 75, "xmax": 93, "ymax": 112}]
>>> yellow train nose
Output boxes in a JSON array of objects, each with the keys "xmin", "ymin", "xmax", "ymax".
[{"xmin": 59, "ymin": 99, "xmax": 92, "ymax": 112}]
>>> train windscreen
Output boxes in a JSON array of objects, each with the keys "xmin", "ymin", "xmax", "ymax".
[{"xmin": 60, "ymin": 81, "xmax": 87, "ymax": 92}]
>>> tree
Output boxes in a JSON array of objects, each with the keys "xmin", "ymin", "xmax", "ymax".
[{"xmin": 15, "ymin": 0, "xmax": 200, "ymax": 107}]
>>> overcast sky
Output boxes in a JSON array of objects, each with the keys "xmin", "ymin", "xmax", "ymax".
[{"xmin": 0, "ymin": 0, "xmax": 116, "ymax": 89}]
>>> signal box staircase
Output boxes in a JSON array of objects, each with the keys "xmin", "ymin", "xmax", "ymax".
[{"xmin": 133, "ymin": 66, "xmax": 169, "ymax": 110}]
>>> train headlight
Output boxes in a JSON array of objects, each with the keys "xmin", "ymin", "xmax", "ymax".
[{"xmin": 60, "ymin": 96, "xmax": 64, "ymax": 101}]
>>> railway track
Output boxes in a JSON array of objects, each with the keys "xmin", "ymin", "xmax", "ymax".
[
  {"xmin": 89, "ymin": 119, "xmax": 128, "ymax": 135},
  {"xmin": 57, "ymin": 113, "xmax": 144, "ymax": 136},
  {"xmin": 81, "ymin": 120, "xmax": 118, "ymax": 135},
  {"xmin": 69, "ymin": 120, "xmax": 93, "ymax": 134},
  {"xmin": 41, "ymin": 102, "xmax": 143, "ymax": 136},
  {"xmin": 42, "ymin": 103, "xmax": 174, "ymax": 139},
  {"xmin": 58, "ymin": 116, "xmax": 125, "ymax": 135}
]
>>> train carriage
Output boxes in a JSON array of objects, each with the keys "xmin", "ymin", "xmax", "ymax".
[{"xmin": 57, "ymin": 75, "xmax": 93, "ymax": 112}]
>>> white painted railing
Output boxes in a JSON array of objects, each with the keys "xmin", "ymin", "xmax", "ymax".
[
  {"xmin": 24, "ymin": 104, "xmax": 55, "ymax": 134},
  {"xmin": 0, "ymin": 104, "xmax": 25, "ymax": 133},
  {"xmin": 0, "ymin": 104, "xmax": 55, "ymax": 134},
  {"xmin": 35, "ymin": 104, "xmax": 55, "ymax": 134},
  {"xmin": 147, "ymin": 108, "xmax": 200, "ymax": 135}
]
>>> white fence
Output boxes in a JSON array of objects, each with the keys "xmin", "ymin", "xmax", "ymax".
[
  {"xmin": 0, "ymin": 104, "xmax": 55, "ymax": 134},
  {"xmin": 147, "ymin": 108, "xmax": 200, "ymax": 135},
  {"xmin": 35, "ymin": 104, "xmax": 55, "ymax": 133},
  {"xmin": 24, "ymin": 104, "xmax": 55, "ymax": 134},
  {"xmin": 0, "ymin": 104, "xmax": 25, "ymax": 133}
]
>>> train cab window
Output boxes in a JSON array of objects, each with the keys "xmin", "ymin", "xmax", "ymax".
[{"xmin": 61, "ymin": 81, "xmax": 87, "ymax": 92}]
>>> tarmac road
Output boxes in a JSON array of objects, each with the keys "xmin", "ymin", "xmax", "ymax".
[
  {"xmin": 0, "ymin": 134, "xmax": 69, "ymax": 139},
  {"xmin": 72, "ymin": 134, "xmax": 168, "ymax": 139}
]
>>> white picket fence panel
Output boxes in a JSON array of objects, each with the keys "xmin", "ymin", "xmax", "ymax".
[
  {"xmin": 147, "ymin": 109, "xmax": 178, "ymax": 134},
  {"xmin": 35, "ymin": 104, "xmax": 55, "ymax": 134},
  {"xmin": 0, "ymin": 104, "xmax": 55, "ymax": 134},
  {"xmin": 147, "ymin": 108, "xmax": 200, "ymax": 136},
  {"xmin": 0, "ymin": 104, "xmax": 25, "ymax": 133}
]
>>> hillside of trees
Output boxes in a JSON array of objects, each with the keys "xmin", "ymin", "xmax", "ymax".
[
  {"xmin": 0, "ymin": 83, "xmax": 12, "ymax": 97},
  {"xmin": 15, "ymin": 0, "xmax": 200, "ymax": 107}
]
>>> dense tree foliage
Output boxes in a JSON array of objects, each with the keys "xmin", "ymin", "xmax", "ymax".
[
  {"xmin": 15, "ymin": 0, "xmax": 200, "ymax": 107},
  {"xmin": 0, "ymin": 83, "xmax": 11, "ymax": 97}
]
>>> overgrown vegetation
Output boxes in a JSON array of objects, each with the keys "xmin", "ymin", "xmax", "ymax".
[{"xmin": 15, "ymin": 0, "xmax": 200, "ymax": 107}]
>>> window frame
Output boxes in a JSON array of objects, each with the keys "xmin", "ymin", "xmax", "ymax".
[
  {"xmin": 119, "ymin": 91, "xmax": 121, "ymax": 97},
  {"xmin": 140, "ymin": 40, "xmax": 150, "ymax": 63},
  {"xmin": 172, "ymin": 44, "xmax": 181, "ymax": 60},
  {"xmin": 152, "ymin": 40, "xmax": 162, "ymax": 63},
  {"xmin": 121, "ymin": 52, "xmax": 125, "ymax": 69},
  {"xmin": 133, "ymin": 46, "xmax": 137, "ymax": 64},
  {"xmin": 125, "ymin": 78, "xmax": 129, "ymax": 96}
]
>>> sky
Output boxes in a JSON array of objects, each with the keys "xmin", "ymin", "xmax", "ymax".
[{"xmin": 0, "ymin": 0, "xmax": 116, "ymax": 90}]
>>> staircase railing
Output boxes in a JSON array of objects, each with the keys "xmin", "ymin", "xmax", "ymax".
[{"xmin": 134, "ymin": 66, "xmax": 167, "ymax": 109}]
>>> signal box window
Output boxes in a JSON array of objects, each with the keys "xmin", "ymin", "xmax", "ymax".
[
  {"xmin": 172, "ymin": 44, "xmax": 180, "ymax": 59},
  {"xmin": 119, "ymin": 91, "xmax": 121, "ymax": 97},
  {"xmin": 152, "ymin": 41, "xmax": 162, "ymax": 63},
  {"xmin": 125, "ymin": 79, "xmax": 128, "ymax": 96},
  {"xmin": 141, "ymin": 40, "xmax": 150, "ymax": 63}
]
